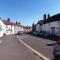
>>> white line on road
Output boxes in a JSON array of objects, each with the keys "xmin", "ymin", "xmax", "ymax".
[{"xmin": 17, "ymin": 36, "xmax": 50, "ymax": 60}]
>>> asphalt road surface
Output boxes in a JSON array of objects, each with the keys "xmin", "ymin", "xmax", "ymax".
[
  {"xmin": 0, "ymin": 35, "xmax": 40, "ymax": 60},
  {"xmin": 17, "ymin": 34, "xmax": 56, "ymax": 60}
]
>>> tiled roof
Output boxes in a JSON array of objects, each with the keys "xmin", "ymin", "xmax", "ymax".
[
  {"xmin": 23, "ymin": 26, "xmax": 31, "ymax": 29},
  {"xmin": 2, "ymin": 20, "xmax": 20, "ymax": 26},
  {"xmin": 12, "ymin": 23, "xmax": 20, "ymax": 27},
  {"xmin": 37, "ymin": 20, "xmax": 44, "ymax": 25},
  {"xmin": 38, "ymin": 13, "xmax": 60, "ymax": 25},
  {"xmin": 47, "ymin": 13, "xmax": 60, "ymax": 23},
  {"xmin": 2, "ymin": 20, "xmax": 12, "ymax": 25}
]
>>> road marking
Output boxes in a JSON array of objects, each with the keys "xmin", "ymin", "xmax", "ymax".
[{"xmin": 17, "ymin": 36, "xmax": 50, "ymax": 60}]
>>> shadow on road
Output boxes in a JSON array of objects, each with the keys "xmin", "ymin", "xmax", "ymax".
[
  {"xmin": 46, "ymin": 43, "xmax": 56, "ymax": 46},
  {"xmin": 52, "ymin": 56, "xmax": 60, "ymax": 60}
]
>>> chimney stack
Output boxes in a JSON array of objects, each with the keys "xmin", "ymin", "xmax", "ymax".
[
  {"xmin": 7, "ymin": 18, "xmax": 10, "ymax": 21},
  {"xmin": 16, "ymin": 21, "xmax": 18, "ymax": 24},
  {"xmin": 19, "ymin": 22, "xmax": 20, "ymax": 24},
  {"xmin": 44, "ymin": 14, "xmax": 46, "ymax": 20},
  {"xmin": 48, "ymin": 14, "xmax": 50, "ymax": 19}
]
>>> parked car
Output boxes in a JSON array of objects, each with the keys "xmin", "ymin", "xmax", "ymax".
[
  {"xmin": 53, "ymin": 39, "xmax": 60, "ymax": 59},
  {"xmin": 33, "ymin": 31, "xmax": 39, "ymax": 36},
  {"xmin": 39, "ymin": 31, "xmax": 50, "ymax": 37},
  {"xmin": 16, "ymin": 31, "xmax": 24, "ymax": 35}
]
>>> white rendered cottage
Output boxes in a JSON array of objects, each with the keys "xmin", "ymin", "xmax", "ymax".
[
  {"xmin": 36, "ymin": 13, "xmax": 60, "ymax": 36},
  {"xmin": 0, "ymin": 19, "xmax": 21, "ymax": 37}
]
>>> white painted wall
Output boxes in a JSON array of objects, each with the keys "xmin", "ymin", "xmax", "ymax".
[
  {"xmin": 36, "ymin": 24, "xmax": 40, "ymax": 32},
  {"xmin": 0, "ymin": 20, "xmax": 6, "ymax": 37},
  {"xmin": 40, "ymin": 24, "xmax": 45, "ymax": 31},
  {"xmin": 20, "ymin": 26, "xmax": 24, "ymax": 31},
  {"xmin": 50, "ymin": 21, "xmax": 60, "ymax": 36},
  {"xmin": 0, "ymin": 20, "xmax": 22, "ymax": 37},
  {"xmin": 50, "ymin": 21, "xmax": 60, "ymax": 27},
  {"xmin": 5, "ymin": 25, "xmax": 21, "ymax": 34},
  {"xmin": 11, "ymin": 26, "xmax": 16, "ymax": 34},
  {"xmin": 43, "ymin": 23, "xmax": 50, "ymax": 33},
  {"xmin": 39, "ymin": 20, "xmax": 60, "ymax": 36},
  {"xmin": 36, "ymin": 20, "xmax": 60, "ymax": 36},
  {"xmin": 13, "ymin": 26, "xmax": 21, "ymax": 34},
  {"xmin": 5, "ymin": 25, "xmax": 13, "ymax": 35}
]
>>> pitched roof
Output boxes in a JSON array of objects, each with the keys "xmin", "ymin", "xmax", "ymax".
[
  {"xmin": 2, "ymin": 20, "xmax": 12, "ymax": 25},
  {"xmin": 23, "ymin": 26, "xmax": 31, "ymax": 29},
  {"xmin": 2, "ymin": 20, "xmax": 20, "ymax": 26},
  {"xmin": 47, "ymin": 13, "xmax": 60, "ymax": 23},
  {"xmin": 38, "ymin": 13, "xmax": 60, "ymax": 25},
  {"xmin": 12, "ymin": 22, "xmax": 20, "ymax": 26}
]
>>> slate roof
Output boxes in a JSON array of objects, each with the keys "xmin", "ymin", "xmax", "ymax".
[
  {"xmin": 47, "ymin": 13, "xmax": 60, "ymax": 22},
  {"xmin": 38, "ymin": 13, "xmax": 60, "ymax": 25}
]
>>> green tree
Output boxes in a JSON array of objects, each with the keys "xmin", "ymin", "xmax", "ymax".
[{"xmin": 32, "ymin": 23, "xmax": 35, "ymax": 32}]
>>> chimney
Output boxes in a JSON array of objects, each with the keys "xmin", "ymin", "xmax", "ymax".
[
  {"xmin": 19, "ymin": 22, "xmax": 20, "ymax": 24},
  {"xmin": 44, "ymin": 14, "xmax": 46, "ymax": 20},
  {"xmin": 48, "ymin": 14, "xmax": 50, "ymax": 19},
  {"xmin": 16, "ymin": 21, "xmax": 18, "ymax": 24},
  {"xmin": 7, "ymin": 18, "xmax": 10, "ymax": 21}
]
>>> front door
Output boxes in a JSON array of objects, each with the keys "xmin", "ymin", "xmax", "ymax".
[{"xmin": 51, "ymin": 27, "xmax": 55, "ymax": 35}]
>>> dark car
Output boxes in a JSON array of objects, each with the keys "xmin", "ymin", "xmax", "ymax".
[
  {"xmin": 16, "ymin": 31, "xmax": 24, "ymax": 35},
  {"xmin": 39, "ymin": 31, "xmax": 50, "ymax": 37},
  {"xmin": 33, "ymin": 31, "xmax": 39, "ymax": 36}
]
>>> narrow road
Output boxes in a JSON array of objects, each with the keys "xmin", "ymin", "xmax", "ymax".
[
  {"xmin": 0, "ymin": 35, "xmax": 40, "ymax": 60},
  {"xmin": 17, "ymin": 34, "xmax": 56, "ymax": 60}
]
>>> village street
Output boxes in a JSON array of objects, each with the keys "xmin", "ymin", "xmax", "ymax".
[
  {"xmin": 0, "ymin": 35, "xmax": 40, "ymax": 60},
  {"xmin": 0, "ymin": 0, "xmax": 60, "ymax": 60},
  {"xmin": 17, "ymin": 34, "xmax": 56, "ymax": 60}
]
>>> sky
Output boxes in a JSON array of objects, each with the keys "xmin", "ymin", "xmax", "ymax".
[{"xmin": 0, "ymin": 0, "xmax": 60, "ymax": 26}]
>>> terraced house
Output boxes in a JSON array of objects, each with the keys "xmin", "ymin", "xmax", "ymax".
[
  {"xmin": 0, "ymin": 19, "xmax": 21, "ymax": 37},
  {"xmin": 36, "ymin": 13, "xmax": 60, "ymax": 36}
]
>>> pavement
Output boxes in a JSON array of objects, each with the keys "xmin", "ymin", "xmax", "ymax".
[
  {"xmin": 17, "ymin": 34, "xmax": 56, "ymax": 60},
  {"xmin": 0, "ymin": 35, "xmax": 40, "ymax": 60}
]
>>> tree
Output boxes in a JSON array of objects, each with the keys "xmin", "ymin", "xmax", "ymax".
[
  {"xmin": 16, "ymin": 21, "xmax": 18, "ymax": 24},
  {"xmin": 32, "ymin": 23, "xmax": 35, "ymax": 32}
]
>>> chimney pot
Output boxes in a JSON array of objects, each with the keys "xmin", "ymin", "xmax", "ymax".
[
  {"xmin": 48, "ymin": 14, "xmax": 50, "ymax": 18},
  {"xmin": 7, "ymin": 18, "xmax": 10, "ymax": 21},
  {"xmin": 44, "ymin": 14, "xmax": 46, "ymax": 20}
]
